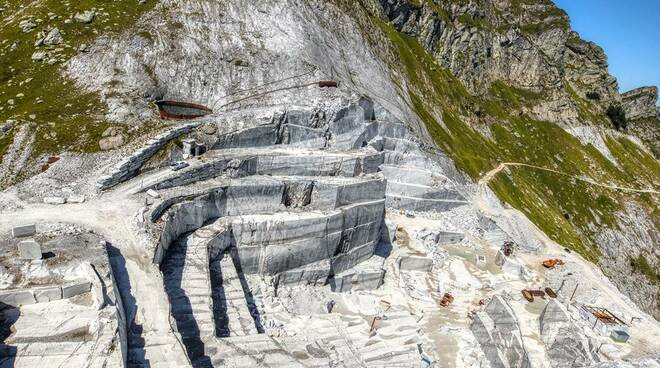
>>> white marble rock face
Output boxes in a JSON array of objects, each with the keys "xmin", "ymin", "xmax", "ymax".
[{"xmin": 18, "ymin": 239, "xmax": 41, "ymax": 260}]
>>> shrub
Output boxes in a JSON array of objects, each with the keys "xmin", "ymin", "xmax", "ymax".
[
  {"xmin": 630, "ymin": 254, "xmax": 660, "ymax": 284},
  {"xmin": 586, "ymin": 91, "xmax": 600, "ymax": 100},
  {"xmin": 606, "ymin": 104, "xmax": 627, "ymax": 130}
]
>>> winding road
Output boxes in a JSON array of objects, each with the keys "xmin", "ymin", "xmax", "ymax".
[{"xmin": 479, "ymin": 162, "xmax": 659, "ymax": 194}]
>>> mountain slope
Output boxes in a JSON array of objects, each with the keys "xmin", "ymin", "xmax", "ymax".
[
  {"xmin": 1, "ymin": 0, "xmax": 658, "ymax": 317},
  {"xmin": 334, "ymin": 0, "xmax": 660, "ymax": 316}
]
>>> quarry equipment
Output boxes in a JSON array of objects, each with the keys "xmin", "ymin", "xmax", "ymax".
[
  {"xmin": 440, "ymin": 293, "xmax": 454, "ymax": 307},
  {"xmin": 502, "ymin": 241, "xmax": 514, "ymax": 256},
  {"xmin": 582, "ymin": 306, "xmax": 628, "ymax": 327},
  {"xmin": 542, "ymin": 259, "xmax": 565, "ymax": 269},
  {"xmin": 522, "ymin": 289, "xmax": 545, "ymax": 302},
  {"xmin": 155, "ymin": 100, "xmax": 213, "ymax": 120},
  {"xmin": 544, "ymin": 287, "xmax": 557, "ymax": 298}
]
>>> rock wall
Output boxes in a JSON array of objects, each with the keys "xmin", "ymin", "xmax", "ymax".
[
  {"xmin": 471, "ymin": 295, "xmax": 532, "ymax": 368},
  {"xmin": 377, "ymin": 0, "xmax": 619, "ymax": 125},
  {"xmin": 97, "ymin": 122, "xmax": 198, "ymax": 190},
  {"xmin": 621, "ymin": 86, "xmax": 658, "ymax": 121}
]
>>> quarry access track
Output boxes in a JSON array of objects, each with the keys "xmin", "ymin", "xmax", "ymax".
[
  {"xmin": 0, "ymin": 193, "xmax": 192, "ymax": 367},
  {"xmin": 479, "ymin": 162, "xmax": 660, "ymax": 194}
]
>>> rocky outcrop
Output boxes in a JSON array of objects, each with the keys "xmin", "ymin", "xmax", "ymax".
[
  {"xmin": 471, "ymin": 295, "xmax": 531, "ymax": 368},
  {"xmin": 621, "ymin": 86, "xmax": 658, "ymax": 120},
  {"xmin": 96, "ymin": 123, "xmax": 198, "ymax": 190},
  {"xmin": 539, "ymin": 300, "xmax": 597, "ymax": 367},
  {"xmin": 377, "ymin": 0, "xmax": 618, "ymax": 125}
]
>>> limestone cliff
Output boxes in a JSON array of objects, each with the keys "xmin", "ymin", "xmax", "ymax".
[
  {"xmin": 622, "ymin": 86, "xmax": 660, "ymax": 157},
  {"xmin": 377, "ymin": 0, "xmax": 621, "ymax": 126},
  {"xmin": 622, "ymin": 86, "xmax": 658, "ymax": 121}
]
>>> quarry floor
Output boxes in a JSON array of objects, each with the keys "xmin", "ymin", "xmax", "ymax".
[{"xmin": 2, "ymin": 184, "xmax": 659, "ymax": 367}]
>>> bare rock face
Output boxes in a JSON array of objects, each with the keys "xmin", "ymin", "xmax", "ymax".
[
  {"xmin": 621, "ymin": 86, "xmax": 658, "ymax": 120},
  {"xmin": 99, "ymin": 126, "xmax": 125, "ymax": 150},
  {"xmin": 539, "ymin": 300, "xmax": 597, "ymax": 367},
  {"xmin": 377, "ymin": 0, "xmax": 619, "ymax": 125}
]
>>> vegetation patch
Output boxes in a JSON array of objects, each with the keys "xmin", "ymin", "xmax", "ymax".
[
  {"xmin": 0, "ymin": 0, "xmax": 158, "ymax": 162},
  {"xmin": 630, "ymin": 254, "xmax": 660, "ymax": 284},
  {"xmin": 606, "ymin": 104, "xmax": 627, "ymax": 130}
]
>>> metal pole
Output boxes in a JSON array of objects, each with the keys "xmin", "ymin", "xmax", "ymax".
[
  {"xmin": 557, "ymin": 279, "xmax": 566, "ymax": 294},
  {"xmin": 570, "ymin": 283, "xmax": 579, "ymax": 302},
  {"xmin": 369, "ymin": 316, "xmax": 381, "ymax": 334}
]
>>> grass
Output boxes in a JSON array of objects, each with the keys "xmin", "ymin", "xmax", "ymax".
[
  {"xmin": 605, "ymin": 136, "xmax": 660, "ymax": 188},
  {"xmin": 630, "ymin": 254, "xmax": 660, "ymax": 285},
  {"xmin": 0, "ymin": 130, "xmax": 15, "ymax": 161},
  {"xmin": 0, "ymin": 0, "xmax": 158, "ymax": 162}
]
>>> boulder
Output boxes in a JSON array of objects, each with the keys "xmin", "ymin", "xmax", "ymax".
[
  {"xmin": 18, "ymin": 239, "xmax": 42, "ymax": 260},
  {"xmin": 399, "ymin": 256, "xmax": 433, "ymax": 272},
  {"xmin": 99, "ymin": 134, "xmax": 125, "ymax": 150},
  {"xmin": 43, "ymin": 28, "xmax": 63, "ymax": 45},
  {"xmin": 31, "ymin": 51, "xmax": 47, "ymax": 61},
  {"xmin": 74, "ymin": 10, "xmax": 95, "ymax": 24},
  {"xmin": 62, "ymin": 280, "xmax": 92, "ymax": 298},
  {"xmin": 19, "ymin": 19, "xmax": 37, "ymax": 32},
  {"xmin": 12, "ymin": 224, "xmax": 36, "ymax": 238},
  {"xmin": 67, "ymin": 195, "xmax": 86, "ymax": 203},
  {"xmin": 202, "ymin": 122, "xmax": 217, "ymax": 135},
  {"xmin": 33, "ymin": 286, "xmax": 63, "ymax": 302},
  {"xmin": 0, "ymin": 289, "xmax": 36, "ymax": 306}
]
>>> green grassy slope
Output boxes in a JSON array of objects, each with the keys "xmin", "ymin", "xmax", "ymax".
[
  {"xmin": 378, "ymin": 21, "xmax": 660, "ymax": 265},
  {"xmin": 0, "ymin": 0, "xmax": 157, "ymax": 162}
]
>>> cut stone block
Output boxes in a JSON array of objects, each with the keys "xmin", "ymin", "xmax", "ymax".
[
  {"xmin": 147, "ymin": 189, "xmax": 161, "ymax": 198},
  {"xmin": 62, "ymin": 280, "xmax": 92, "ymax": 298},
  {"xmin": 0, "ymin": 289, "xmax": 36, "ymax": 306},
  {"xmin": 33, "ymin": 286, "xmax": 63, "ymax": 302},
  {"xmin": 18, "ymin": 239, "xmax": 42, "ymax": 260},
  {"xmin": 67, "ymin": 195, "xmax": 86, "ymax": 203},
  {"xmin": 399, "ymin": 256, "xmax": 433, "ymax": 272},
  {"xmin": 43, "ymin": 196, "xmax": 66, "ymax": 204},
  {"xmin": 611, "ymin": 329, "xmax": 630, "ymax": 343},
  {"xmin": 12, "ymin": 224, "xmax": 36, "ymax": 238}
]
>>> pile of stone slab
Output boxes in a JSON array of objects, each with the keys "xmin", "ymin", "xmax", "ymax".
[
  {"xmin": 0, "ymin": 280, "xmax": 92, "ymax": 306},
  {"xmin": 0, "ymin": 231, "xmax": 125, "ymax": 368}
]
